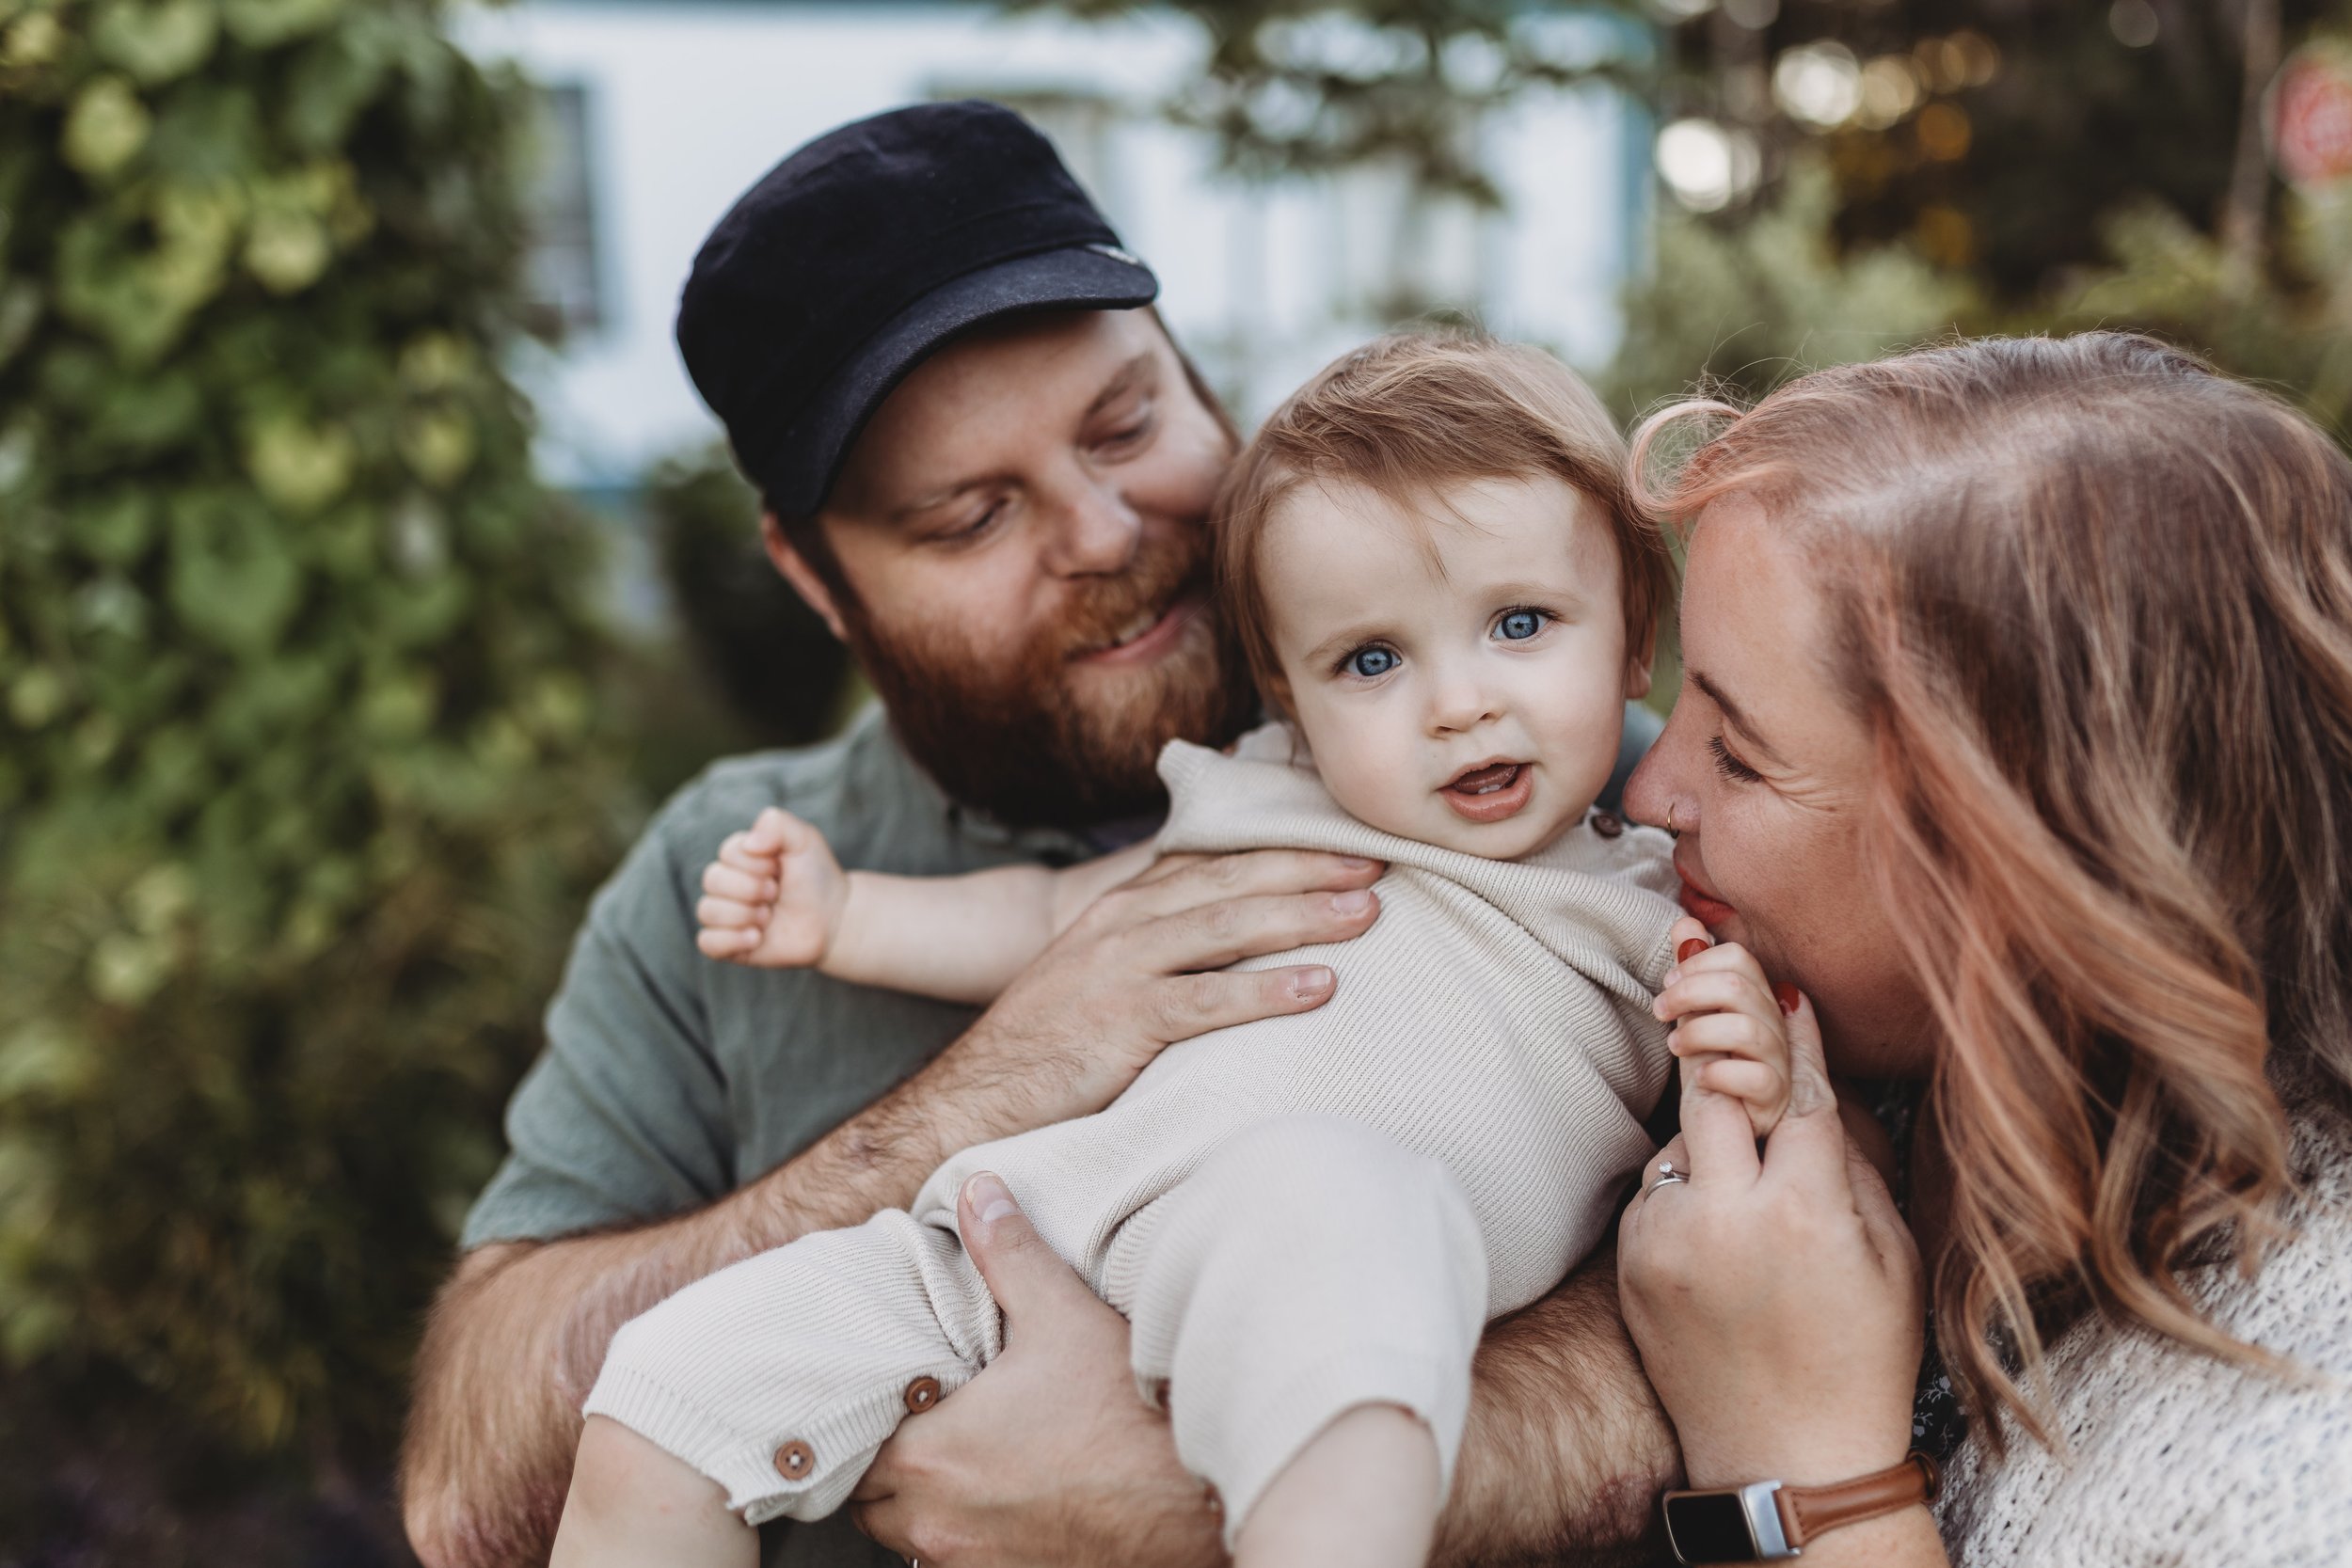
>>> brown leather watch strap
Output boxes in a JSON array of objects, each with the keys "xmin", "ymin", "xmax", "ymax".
[{"xmin": 1773, "ymin": 1451, "xmax": 1940, "ymax": 1548}]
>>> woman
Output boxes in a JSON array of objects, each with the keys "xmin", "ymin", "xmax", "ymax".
[{"xmin": 1618, "ymin": 333, "xmax": 2352, "ymax": 1564}]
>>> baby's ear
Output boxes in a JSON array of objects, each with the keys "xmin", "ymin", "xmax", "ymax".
[
  {"xmin": 1256, "ymin": 668, "xmax": 1295, "ymax": 720},
  {"xmin": 1622, "ymin": 653, "xmax": 1654, "ymax": 704}
]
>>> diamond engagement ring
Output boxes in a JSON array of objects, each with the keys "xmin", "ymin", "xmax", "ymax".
[{"xmin": 1645, "ymin": 1159, "xmax": 1691, "ymax": 1196}]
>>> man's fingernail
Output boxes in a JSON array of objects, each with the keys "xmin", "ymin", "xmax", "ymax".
[
  {"xmin": 1773, "ymin": 982, "xmax": 1802, "ymax": 1016},
  {"xmin": 964, "ymin": 1173, "xmax": 1018, "ymax": 1227},
  {"xmin": 1340, "ymin": 856, "xmax": 1376, "ymax": 870},
  {"xmin": 1331, "ymin": 889, "xmax": 1374, "ymax": 914},
  {"xmin": 1677, "ymin": 937, "xmax": 1711, "ymax": 962},
  {"xmin": 1291, "ymin": 965, "xmax": 1335, "ymax": 999}
]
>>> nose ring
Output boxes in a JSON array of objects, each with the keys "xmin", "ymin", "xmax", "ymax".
[{"xmin": 1665, "ymin": 802, "xmax": 1680, "ymax": 835}]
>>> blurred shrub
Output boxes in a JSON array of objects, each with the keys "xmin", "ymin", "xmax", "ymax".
[
  {"xmin": 1606, "ymin": 158, "xmax": 1980, "ymax": 416},
  {"xmin": 0, "ymin": 0, "xmax": 620, "ymax": 1553},
  {"xmin": 1608, "ymin": 159, "xmax": 2352, "ymax": 456},
  {"xmin": 643, "ymin": 442, "xmax": 856, "ymax": 751},
  {"xmin": 2047, "ymin": 186, "xmax": 2352, "ymax": 443}
]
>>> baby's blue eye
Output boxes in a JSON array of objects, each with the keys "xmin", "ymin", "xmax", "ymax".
[
  {"xmin": 1497, "ymin": 610, "xmax": 1546, "ymax": 641},
  {"xmin": 1346, "ymin": 646, "xmax": 1398, "ymax": 678}
]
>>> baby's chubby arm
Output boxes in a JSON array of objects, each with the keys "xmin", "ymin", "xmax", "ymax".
[
  {"xmin": 1649, "ymin": 915, "xmax": 1796, "ymax": 1138},
  {"xmin": 695, "ymin": 806, "xmax": 1156, "ymax": 1006}
]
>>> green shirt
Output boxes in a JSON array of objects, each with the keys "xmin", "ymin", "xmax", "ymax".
[{"xmin": 462, "ymin": 699, "xmax": 1662, "ymax": 1566}]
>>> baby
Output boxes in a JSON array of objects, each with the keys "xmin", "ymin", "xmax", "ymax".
[{"xmin": 550, "ymin": 335, "xmax": 1796, "ymax": 1568}]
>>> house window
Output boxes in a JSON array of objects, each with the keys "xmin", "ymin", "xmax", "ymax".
[{"xmin": 524, "ymin": 82, "xmax": 607, "ymax": 339}]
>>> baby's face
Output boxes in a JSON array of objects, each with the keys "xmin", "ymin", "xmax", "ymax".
[{"xmin": 1259, "ymin": 475, "xmax": 1646, "ymax": 859}]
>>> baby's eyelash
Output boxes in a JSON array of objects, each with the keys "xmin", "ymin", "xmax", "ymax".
[{"xmin": 1707, "ymin": 734, "xmax": 1764, "ymax": 784}]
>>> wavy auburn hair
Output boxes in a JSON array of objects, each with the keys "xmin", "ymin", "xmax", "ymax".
[{"xmin": 1634, "ymin": 333, "xmax": 2352, "ymax": 1449}]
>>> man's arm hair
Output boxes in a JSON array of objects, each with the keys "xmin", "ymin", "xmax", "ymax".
[
  {"xmin": 1434, "ymin": 1244, "xmax": 1683, "ymax": 1568},
  {"xmin": 399, "ymin": 1028, "xmax": 1037, "ymax": 1568}
]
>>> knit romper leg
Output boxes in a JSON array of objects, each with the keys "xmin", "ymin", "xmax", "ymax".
[
  {"xmin": 583, "ymin": 1206, "xmax": 999, "ymax": 1526},
  {"xmin": 1112, "ymin": 1113, "xmax": 1491, "ymax": 1546}
]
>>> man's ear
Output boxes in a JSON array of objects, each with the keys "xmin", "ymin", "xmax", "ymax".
[{"xmin": 762, "ymin": 513, "xmax": 850, "ymax": 641}]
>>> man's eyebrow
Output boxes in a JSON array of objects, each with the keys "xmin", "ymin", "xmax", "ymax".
[
  {"xmin": 1083, "ymin": 350, "xmax": 1159, "ymax": 419},
  {"xmin": 887, "ymin": 351, "xmax": 1162, "ymax": 524},
  {"xmin": 1691, "ymin": 668, "xmax": 1789, "ymax": 766}
]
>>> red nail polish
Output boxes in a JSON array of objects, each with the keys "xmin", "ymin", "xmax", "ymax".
[
  {"xmin": 1677, "ymin": 937, "xmax": 1710, "ymax": 963},
  {"xmin": 1773, "ymin": 981, "xmax": 1801, "ymax": 1016}
]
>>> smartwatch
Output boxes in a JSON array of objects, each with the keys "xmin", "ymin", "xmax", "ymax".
[{"xmin": 1662, "ymin": 1451, "xmax": 1939, "ymax": 1563}]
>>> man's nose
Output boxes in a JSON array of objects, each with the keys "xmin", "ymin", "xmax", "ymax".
[{"xmin": 1039, "ymin": 470, "xmax": 1142, "ymax": 578}]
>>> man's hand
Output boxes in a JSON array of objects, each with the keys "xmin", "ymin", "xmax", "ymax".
[
  {"xmin": 937, "ymin": 849, "xmax": 1384, "ymax": 1139},
  {"xmin": 403, "ymin": 849, "xmax": 1380, "ymax": 1568},
  {"xmin": 850, "ymin": 1177, "xmax": 1682, "ymax": 1568},
  {"xmin": 850, "ymin": 1173, "xmax": 1227, "ymax": 1568}
]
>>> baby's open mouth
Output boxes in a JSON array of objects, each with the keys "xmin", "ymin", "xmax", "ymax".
[{"xmin": 1439, "ymin": 760, "xmax": 1534, "ymax": 823}]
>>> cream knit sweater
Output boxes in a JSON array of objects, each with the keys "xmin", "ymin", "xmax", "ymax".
[
  {"xmin": 584, "ymin": 723, "xmax": 1682, "ymax": 1539},
  {"xmin": 1936, "ymin": 1067, "xmax": 2352, "ymax": 1566}
]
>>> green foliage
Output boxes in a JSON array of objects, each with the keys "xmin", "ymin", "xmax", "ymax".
[
  {"xmin": 0, "ymin": 0, "xmax": 619, "ymax": 1523},
  {"xmin": 1605, "ymin": 158, "xmax": 1979, "ymax": 416},
  {"xmin": 643, "ymin": 443, "xmax": 858, "ymax": 752},
  {"xmin": 1036, "ymin": 0, "xmax": 1648, "ymax": 201},
  {"xmin": 2046, "ymin": 186, "xmax": 2352, "ymax": 443}
]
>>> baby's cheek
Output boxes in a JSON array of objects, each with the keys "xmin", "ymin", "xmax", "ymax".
[{"xmin": 1316, "ymin": 734, "xmax": 1423, "ymax": 839}]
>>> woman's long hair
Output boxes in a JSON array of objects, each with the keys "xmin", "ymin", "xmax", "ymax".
[{"xmin": 1633, "ymin": 333, "xmax": 2352, "ymax": 1449}]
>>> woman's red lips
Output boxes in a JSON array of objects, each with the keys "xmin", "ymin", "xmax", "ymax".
[
  {"xmin": 1440, "ymin": 761, "xmax": 1532, "ymax": 823},
  {"xmin": 1674, "ymin": 857, "xmax": 1737, "ymax": 927}
]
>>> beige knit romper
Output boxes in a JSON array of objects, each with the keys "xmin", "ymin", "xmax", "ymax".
[{"xmin": 583, "ymin": 723, "xmax": 1681, "ymax": 1542}]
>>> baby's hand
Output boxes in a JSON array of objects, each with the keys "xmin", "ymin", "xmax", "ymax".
[
  {"xmin": 695, "ymin": 807, "xmax": 849, "ymax": 969},
  {"xmin": 1651, "ymin": 915, "xmax": 1796, "ymax": 1139}
]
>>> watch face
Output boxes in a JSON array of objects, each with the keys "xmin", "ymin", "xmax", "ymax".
[{"xmin": 1663, "ymin": 1492, "xmax": 1758, "ymax": 1563}]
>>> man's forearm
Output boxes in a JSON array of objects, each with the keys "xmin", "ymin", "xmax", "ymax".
[
  {"xmin": 1433, "ymin": 1246, "xmax": 1682, "ymax": 1568},
  {"xmin": 401, "ymin": 1032, "xmax": 1045, "ymax": 1568}
]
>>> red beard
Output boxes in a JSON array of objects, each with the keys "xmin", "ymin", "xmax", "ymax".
[{"xmin": 838, "ymin": 526, "xmax": 1259, "ymax": 829}]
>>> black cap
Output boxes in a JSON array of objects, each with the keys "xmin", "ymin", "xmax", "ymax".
[{"xmin": 676, "ymin": 101, "xmax": 1160, "ymax": 518}]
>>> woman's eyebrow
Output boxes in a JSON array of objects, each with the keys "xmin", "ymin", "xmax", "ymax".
[{"xmin": 1691, "ymin": 668, "xmax": 1791, "ymax": 767}]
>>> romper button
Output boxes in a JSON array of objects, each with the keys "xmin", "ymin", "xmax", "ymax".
[
  {"xmin": 903, "ymin": 1376, "xmax": 942, "ymax": 1413},
  {"xmin": 774, "ymin": 1440, "xmax": 814, "ymax": 1481},
  {"xmin": 1591, "ymin": 811, "xmax": 1623, "ymax": 838}
]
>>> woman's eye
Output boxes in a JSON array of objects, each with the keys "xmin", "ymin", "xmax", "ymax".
[
  {"xmin": 1345, "ymin": 646, "xmax": 1399, "ymax": 679},
  {"xmin": 1708, "ymin": 734, "xmax": 1765, "ymax": 784},
  {"xmin": 1496, "ymin": 609, "xmax": 1547, "ymax": 641}
]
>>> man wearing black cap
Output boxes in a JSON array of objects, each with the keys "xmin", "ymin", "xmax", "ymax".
[{"xmin": 402, "ymin": 103, "xmax": 1670, "ymax": 1568}]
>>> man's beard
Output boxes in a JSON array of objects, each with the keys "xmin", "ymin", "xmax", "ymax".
[{"xmin": 838, "ymin": 529, "xmax": 1260, "ymax": 830}]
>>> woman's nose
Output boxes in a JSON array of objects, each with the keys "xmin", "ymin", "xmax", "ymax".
[{"xmin": 1621, "ymin": 728, "xmax": 1690, "ymax": 832}]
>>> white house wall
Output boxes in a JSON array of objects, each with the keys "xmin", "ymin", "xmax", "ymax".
[{"xmin": 457, "ymin": 1, "xmax": 1641, "ymax": 491}]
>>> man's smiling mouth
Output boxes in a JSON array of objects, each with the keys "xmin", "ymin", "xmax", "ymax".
[{"xmin": 1074, "ymin": 592, "xmax": 1206, "ymax": 666}]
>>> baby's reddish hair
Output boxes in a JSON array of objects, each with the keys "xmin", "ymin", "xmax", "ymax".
[{"xmin": 1213, "ymin": 332, "xmax": 1673, "ymax": 700}]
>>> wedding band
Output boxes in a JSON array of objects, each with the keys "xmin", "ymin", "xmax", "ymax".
[{"xmin": 1646, "ymin": 1158, "xmax": 1691, "ymax": 1196}]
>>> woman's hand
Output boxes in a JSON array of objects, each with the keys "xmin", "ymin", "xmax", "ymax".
[{"xmin": 1619, "ymin": 920, "xmax": 1926, "ymax": 1493}]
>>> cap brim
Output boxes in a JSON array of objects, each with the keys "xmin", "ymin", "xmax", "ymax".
[{"xmin": 770, "ymin": 245, "xmax": 1159, "ymax": 516}]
